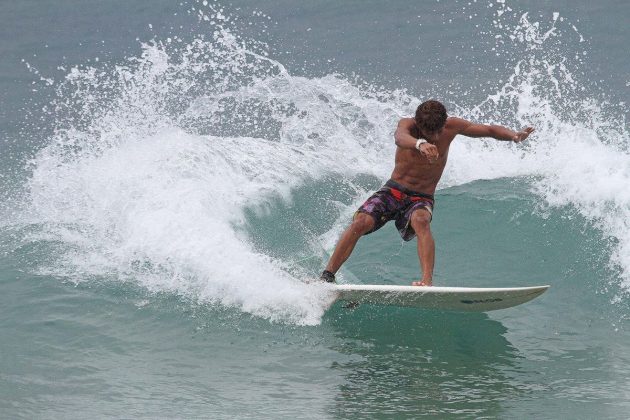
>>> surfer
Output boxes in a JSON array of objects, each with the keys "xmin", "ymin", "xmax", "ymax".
[{"xmin": 321, "ymin": 100, "xmax": 534, "ymax": 286}]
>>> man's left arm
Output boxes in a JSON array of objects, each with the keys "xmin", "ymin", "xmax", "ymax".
[{"xmin": 451, "ymin": 117, "xmax": 534, "ymax": 143}]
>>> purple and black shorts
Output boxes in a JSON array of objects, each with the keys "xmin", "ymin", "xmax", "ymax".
[{"xmin": 355, "ymin": 179, "xmax": 434, "ymax": 241}]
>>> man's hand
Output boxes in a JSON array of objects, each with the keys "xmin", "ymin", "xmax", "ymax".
[
  {"xmin": 512, "ymin": 127, "xmax": 534, "ymax": 143},
  {"xmin": 419, "ymin": 142, "xmax": 439, "ymax": 163}
]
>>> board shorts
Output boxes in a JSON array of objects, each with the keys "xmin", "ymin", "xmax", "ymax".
[{"xmin": 355, "ymin": 179, "xmax": 434, "ymax": 242}]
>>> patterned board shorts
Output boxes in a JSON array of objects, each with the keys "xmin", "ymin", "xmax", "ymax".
[{"xmin": 355, "ymin": 179, "xmax": 434, "ymax": 242}]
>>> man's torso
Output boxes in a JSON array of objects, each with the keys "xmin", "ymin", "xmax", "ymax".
[{"xmin": 390, "ymin": 117, "xmax": 459, "ymax": 195}]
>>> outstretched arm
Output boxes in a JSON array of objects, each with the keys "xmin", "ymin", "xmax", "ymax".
[{"xmin": 452, "ymin": 117, "xmax": 534, "ymax": 143}]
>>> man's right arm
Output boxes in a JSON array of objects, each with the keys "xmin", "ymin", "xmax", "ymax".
[
  {"xmin": 394, "ymin": 118, "xmax": 439, "ymax": 161},
  {"xmin": 394, "ymin": 118, "xmax": 420, "ymax": 149}
]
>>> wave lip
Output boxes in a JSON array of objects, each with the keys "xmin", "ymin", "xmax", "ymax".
[{"xmin": 13, "ymin": 5, "xmax": 630, "ymax": 323}]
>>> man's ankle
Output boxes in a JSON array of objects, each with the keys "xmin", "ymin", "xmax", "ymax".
[{"xmin": 320, "ymin": 270, "xmax": 336, "ymax": 283}]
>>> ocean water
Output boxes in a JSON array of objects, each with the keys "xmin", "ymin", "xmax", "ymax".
[{"xmin": 1, "ymin": 0, "xmax": 629, "ymax": 418}]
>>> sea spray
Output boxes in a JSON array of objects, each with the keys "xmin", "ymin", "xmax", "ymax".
[
  {"xmin": 446, "ymin": 11, "xmax": 630, "ymax": 292},
  {"xmin": 13, "ymin": 2, "xmax": 630, "ymax": 325},
  {"xmin": 22, "ymin": 9, "xmax": 404, "ymax": 325}
]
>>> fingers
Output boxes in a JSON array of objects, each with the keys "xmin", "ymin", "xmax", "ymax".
[
  {"xmin": 419, "ymin": 144, "xmax": 439, "ymax": 162},
  {"xmin": 513, "ymin": 127, "xmax": 535, "ymax": 143},
  {"xmin": 426, "ymin": 145, "xmax": 439, "ymax": 162}
]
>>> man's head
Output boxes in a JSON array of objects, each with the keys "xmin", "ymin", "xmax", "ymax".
[{"xmin": 415, "ymin": 100, "xmax": 447, "ymax": 141}]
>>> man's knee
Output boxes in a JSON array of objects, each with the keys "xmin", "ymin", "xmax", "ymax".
[
  {"xmin": 351, "ymin": 213, "xmax": 375, "ymax": 235},
  {"xmin": 410, "ymin": 209, "xmax": 431, "ymax": 231}
]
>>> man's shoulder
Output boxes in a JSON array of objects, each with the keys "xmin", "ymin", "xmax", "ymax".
[
  {"xmin": 398, "ymin": 117, "xmax": 416, "ymax": 126},
  {"xmin": 445, "ymin": 116, "xmax": 470, "ymax": 132}
]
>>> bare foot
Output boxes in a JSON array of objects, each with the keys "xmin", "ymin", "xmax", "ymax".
[{"xmin": 411, "ymin": 280, "xmax": 432, "ymax": 286}]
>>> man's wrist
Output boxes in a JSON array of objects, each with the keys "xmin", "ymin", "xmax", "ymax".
[{"xmin": 415, "ymin": 139, "xmax": 427, "ymax": 151}]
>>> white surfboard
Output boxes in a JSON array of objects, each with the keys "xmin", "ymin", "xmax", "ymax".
[{"xmin": 333, "ymin": 284, "xmax": 549, "ymax": 312}]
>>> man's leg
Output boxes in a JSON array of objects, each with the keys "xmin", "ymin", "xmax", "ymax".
[
  {"xmin": 323, "ymin": 213, "xmax": 375, "ymax": 279},
  {"xmin": 409, "ymin": 209, "xmax": 434, "ymax": 286}
]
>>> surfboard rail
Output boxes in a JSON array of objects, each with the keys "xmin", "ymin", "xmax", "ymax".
[{"xmin": 333, "ymin": 284, "xmax": 550, "ymax": 312}]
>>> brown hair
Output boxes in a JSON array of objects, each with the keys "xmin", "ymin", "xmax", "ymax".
[{"xmin": 414, "ymin": 100, "xmax": 447, "ymax": 132}]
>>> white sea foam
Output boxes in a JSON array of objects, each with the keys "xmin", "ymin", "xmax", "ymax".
[
  {"xmin": 20, "ymin": 6, "xmax": 630, "ymax": 324},
  {"xmin": 24, "ymin": 22, "xmax": 402, "ymax": 325}
]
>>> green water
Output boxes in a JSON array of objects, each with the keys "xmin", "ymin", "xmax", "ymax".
[
  {"xmin": 2, "ymin": 0, "xmax": 629, "ymax": 417},
  {"xmin": 2, "ymin": 180, "xmax": 629, "ymax": 418}
]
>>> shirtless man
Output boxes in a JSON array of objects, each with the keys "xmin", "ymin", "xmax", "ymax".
[{"xmin": 320, "ymin": 100, "xmax": 534, "ymax": 286}]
